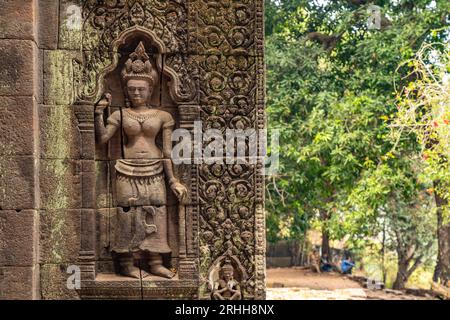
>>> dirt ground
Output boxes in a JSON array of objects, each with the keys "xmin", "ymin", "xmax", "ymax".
[
  {"xmin": 266, "ymin": 267, "xmax": 433, "ymax": 300},
  {"xmin": 267, "ymin": 267, "xmax": 361, "ymax": 290}
]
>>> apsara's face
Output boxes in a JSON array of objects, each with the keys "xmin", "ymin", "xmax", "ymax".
[
  {"xmin": 223, "ymin": 270, "xmax": 233, "ymax": 282},
  {"xmin": 126, "ymin": 79, "xmax": 152, "ymax": 106}
]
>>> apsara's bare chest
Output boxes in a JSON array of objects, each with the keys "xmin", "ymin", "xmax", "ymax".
[{"xmin": 121, "ymin": 109, "xmax": 163, "ymax": 138}]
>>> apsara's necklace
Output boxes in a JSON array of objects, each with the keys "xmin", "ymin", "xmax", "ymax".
[{"xmin": 124, "ymin": 108, "xmax": 159, "ymax": 124}]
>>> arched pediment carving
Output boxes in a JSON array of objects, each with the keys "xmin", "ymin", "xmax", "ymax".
[
  {"xmin": 74, "ymin": 26, "xmax": 196, "ymax": 105},
  {"xmin": 74, "ymin": 0, "xmax": 195, "ymax": 104}
]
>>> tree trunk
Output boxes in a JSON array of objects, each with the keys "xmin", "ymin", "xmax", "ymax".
[
  {"xmin": 289, "ymin": 240, "xmax": 302, "ymax": 266},
  {"xmin": 393, "ymin": 258, "xmax": 408, "ymax": 290},
  {"xmin": 300, "ymin": 235, "xmax": 308, "ymax": 266},
  {"xmin": 320, "ymin": 209, "xmax": 331, "ymax": 258},
  {"xmin": 321, "ymin": 227, "xmax": 331, "ymax": 258},
  {"xmin": 433, "ymin": 190, "xmax": 450, "ymax": 286},
  {"xmin": 381, "ymin": 215, "xmax": 387, "ymax": 284},
  {"xmin": 393, "ymin": 243, "xmax": 426, "ymax": 290}
]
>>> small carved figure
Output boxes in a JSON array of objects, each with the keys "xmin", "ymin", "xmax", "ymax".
[
  {"xmin": 212, "ymin": 263, "xmax": 242, "ymax": 300},
  {"xmin": 95, "ymin": 42, "xmax": 187, "ymax": 279}
]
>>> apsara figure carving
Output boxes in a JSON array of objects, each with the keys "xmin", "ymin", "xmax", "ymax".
[{"xmin": 94, "ymin": 42, "xmax": 187, "ymax": 279}]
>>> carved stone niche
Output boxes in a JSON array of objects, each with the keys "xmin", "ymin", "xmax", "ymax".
[
  {"xmin": 208, "ymin": 255, "xmax": 248, "ymax": 300},
  {"xmin": 74, "ymin": 27, "xmax": 199, "ymax": 300}
]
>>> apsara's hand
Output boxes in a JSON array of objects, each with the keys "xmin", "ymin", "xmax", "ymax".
[
  {"xmin": 171, "ymin": 181, "xmax": 188, "ymax": 204},
  {"xmin": 95, "ymin": 93, "xmax": 112, "ymax": 114}
]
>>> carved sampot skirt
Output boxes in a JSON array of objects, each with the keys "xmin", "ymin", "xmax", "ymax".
[{"xmin": 112, "ymin": 159, "xmax": 171, "ymax": 254}]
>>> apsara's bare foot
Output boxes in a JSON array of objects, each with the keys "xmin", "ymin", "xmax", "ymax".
[
  {"xmin": 119, "ymin": 262, "xmax": 141, "ymax": 279},
  {"xmin": 150, "ymin": 264, "xmax": 175, "ymax": 279}
]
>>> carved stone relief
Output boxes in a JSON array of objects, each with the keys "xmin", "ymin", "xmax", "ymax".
[
  {"xmin": 76, "ymin": 0, "xmax": 192, "ymax": 103},
  {"xmin": 72, "ymin": 0, "xmax": 265, "ymax": 300},
  {"xmin": 94, "ymin": 42, "xmax": 188, "ymax": 281},
  {"xmin": 210, "ymin": 258, "xmax": 245, "ymax": 300}
]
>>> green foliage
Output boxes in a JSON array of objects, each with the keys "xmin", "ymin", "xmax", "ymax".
[
  {"xmin": 392, "ymin": 44, "xmax": 450, "ymax": 219},
  {"xmin": 265, "ymin": 0, "xmax": 449, "ymax": 252}
]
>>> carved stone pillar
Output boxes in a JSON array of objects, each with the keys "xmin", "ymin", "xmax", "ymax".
[{"xmin": 74, "ymin": 102, "xmax": 96, "ymax": 281}]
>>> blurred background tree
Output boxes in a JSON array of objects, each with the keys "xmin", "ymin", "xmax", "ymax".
[{"xmin": 265, "ymin": 0, "xmax": 449, "ymax": 288}]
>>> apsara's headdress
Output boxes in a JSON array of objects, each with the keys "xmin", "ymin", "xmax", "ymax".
[
  {"xmin": 121, "ymin": 41, "xmax": 154, "ymax": 85},
  {"xmin": 222, "ymin": 263, "xmax": 234, "ymax": 273}
]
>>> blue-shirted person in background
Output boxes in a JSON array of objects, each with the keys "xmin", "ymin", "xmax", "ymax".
[
  {"xmin": 341, "ymin": 256, "xmax": 355, "ymax": 275},
  {"xmin": 320, "ymin": 253, "xmax": 333, "ymax": 272}
]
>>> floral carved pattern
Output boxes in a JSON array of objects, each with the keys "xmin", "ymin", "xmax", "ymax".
[
  {"xmin": 198, "ymin": 54, "xmax": 257, "ymax": 135},
  {"xmin": 190, "ymin": 0, "xmax": 265, "ymax": 299},
  {"xmin": 191, "ymin": 0, "xmax": 257, "ymax": 55},
  {"xmin": 199, "ymin": 163, "xmax": 256, "ymax": 297},
  {"xmin": 199, "ymin": 54, "xmax": 256, "ymax": 107}
]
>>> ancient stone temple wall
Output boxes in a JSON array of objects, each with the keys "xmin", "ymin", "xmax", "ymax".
[{"xmin": 0, "ymin": 0, "xmax": 265, "ymax": 300}]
